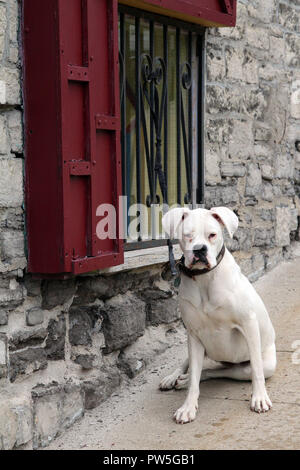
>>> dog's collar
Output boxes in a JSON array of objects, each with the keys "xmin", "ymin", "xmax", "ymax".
[{"xmin": 178, "ymin": 244, "xmax": 226, "ymax": 279}]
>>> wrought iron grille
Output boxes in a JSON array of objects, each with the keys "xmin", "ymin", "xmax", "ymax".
[{"xmin": 119, "ymin": 6, "xmax": 205, "ymax": 249}]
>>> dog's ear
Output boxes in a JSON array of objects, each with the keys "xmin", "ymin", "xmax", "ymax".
[
  {"xmin": 162, "ymin": 207, "xmax": 190, "ymax": 239},
  {"xmin": 210, "ymin": 207, "xmax": 238, "ymax": 238}
]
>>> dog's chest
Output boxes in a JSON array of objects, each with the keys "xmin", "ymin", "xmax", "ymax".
[
  {"xmin": 179, "ymin": 276, "xmax": 222, "ymax": 314},
  {"xmin": 179, "ymin": 276, "xmax": 236, "ymax": 333}
]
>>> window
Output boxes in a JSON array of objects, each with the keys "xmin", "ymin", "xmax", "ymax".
[
  {"xmin": 119, "ymin": 6, "xmax": 205, "ymax": 250},
  {"xmin": 23, "ymin": 0, "xmax": 235, "ymax": 276}
]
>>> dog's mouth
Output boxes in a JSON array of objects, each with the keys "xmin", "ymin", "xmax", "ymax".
[{"xmin": 190, "ymin": 256, "xmax": 211, "ymax": 270}]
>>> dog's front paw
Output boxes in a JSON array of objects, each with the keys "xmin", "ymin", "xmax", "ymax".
[
  {"xmin": 250, "ymin": 390, "xmax": 272, "ymax": 413},
  {"xmin": 174, "ymin": 401, "xmax": 198, "ymax": 424},
  {"xmin": 159, "ymin": 373, "xmax": 178, "ymax": 391}
]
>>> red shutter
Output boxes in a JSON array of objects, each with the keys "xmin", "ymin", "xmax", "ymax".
[
  {"xmin": 119, "ymin": 0, "xmax": 237, "ymax": 27},
  {"xmin": 23, "ymin": 0, "xmax": 124, "ymax": 277}
]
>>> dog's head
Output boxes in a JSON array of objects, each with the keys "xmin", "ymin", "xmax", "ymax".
[{"xmin": 162, "ymin": 207, "xmax": 238, "ymax": 269}]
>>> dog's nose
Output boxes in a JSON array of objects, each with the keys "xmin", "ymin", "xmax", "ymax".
[{"xmin": 193, "ymin": 244, "xmax": 208, "ymax": 258}]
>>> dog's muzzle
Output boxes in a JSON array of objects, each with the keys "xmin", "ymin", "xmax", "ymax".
[{"xmin": 192, "ymin": 244, "xmax": 208, "ymax": 266}]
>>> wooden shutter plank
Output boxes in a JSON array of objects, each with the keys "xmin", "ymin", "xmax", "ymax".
[{"xmin": 23, "ymin": 0, "xmax": 124, "ymax": 276}]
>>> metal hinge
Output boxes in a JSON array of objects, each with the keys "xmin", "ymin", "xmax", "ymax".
[
  {"xmin": 95, "ymin": 114, "xmax": 120, "ymax": 131},
  {"xmin": 68, "ymin": 161, "xmax": 91, "ymax": 176},
  {"xmin": 67, "ymin": 65, "xmax": 90, "ymax": 82}
]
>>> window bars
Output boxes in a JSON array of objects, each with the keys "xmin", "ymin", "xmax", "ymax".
[{"xmin": 119, "ymin": 6, "xmax": 205, "ymax": 248}]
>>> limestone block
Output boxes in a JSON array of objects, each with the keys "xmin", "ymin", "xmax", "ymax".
[
  {"xmin": 228, "ymin": 119, "xmax": 254, "ymax": 160},
  {"xmin": 207, "ymin": 118, "xmax": 230, "ymax": 145},
  {"xmin": 0, "ymin": 396, "xmax": 33, "ymax": 450},
  {"xmin": 226, "ymin": 46, "xmax": 258, "ymax": 84},
  {"xmin": 243, "ymin": 87, "xmax": 268, "ymax": 119},
  {"xmin": 245, "ymin": 163, "xmax": 262, "ymax": 197},
  {"xmin": 275, "ymin": 153, "xmax": 294, "ymax": 179},
  {"xmin": 205, "ymin": 185, "xmax": 239, "ymax": 208},
  {"xmin": 206, "ymin": 85, "xmax": 242, "ymax": 115},
  {"xmin": 69, "ymin": 305, "xmax": 101, "ymax": 347},
  {"xmin": 285, "ymin": 33, "xmax": 300, "ymax": 67},
  {"xmin": 205, "ymin": 147, "xmax": 221, "ymax": 185},
  {"xmin": 0, "ymin": 115, "xmax": 9, "ymax": 155},
  {"xmin": 0, "ymin": 333, "xmax": 7, "ymax": 379},
  {"xmin": 254, "ymin": 125, "xmax": 272, "ymax": 143},
  {"xmin": 0, "ymin": 158, "xmax": 23, "ymax": 208},
  {"xmin": 246, "ymin": 25, "xmax": 270, "ymax": 50},
  {"xmin": 8, "ymin": 110, "xmax": 23, "ymax": 154},
  {"xmin": 61, "ymin": 383, "xmax": 84, "ymax": 430},
  {"xmin": 0, "ymin": 67, "xmax": 20, "ymax": 105},
  {"xmin": 254, "ymin": 228, "xmax": 275, "ymax": 247},
  {"xmin": 9, "ymin": 348, "xmax": 47, "ymax": 382},
  {"xmin": 270, "ymin": 36, "xmax": 285, "ymax": 63},
  {"xmin": 82, "ymin": 367, "xmax": 121, "ymax": 410},
  {"xmin": 0, "ymin": 309, "xmax": 8, "ymax": 325},
  {"xmin": 101, "ymin": 293, "xmax": 146, "ymax": 354},
  {"xmin": 265, "ymin": 248, "xmax": 283, "ymax": 271},
  {"xmin": 45, "ymin": 316, "xmax": 66, "ymax": 360},
  {"xmin": 0, "ymin": 5, "xmax": 6, "ymax": 60},
  {"xmin": 32, "ymin": 381, "xmax": 84, "ymax": 448},
  {"xmin": 0, "ymin": 230, "xmax": 24, "ymax": 261},
  {"xmin": 290, "ymin": 208, "xmax": 299, "ymax": 231},
  {"xmin": 32, "ymin": 384, "xmax": 61, "ymax": 448},
  {"xmin": 260, "ymin": 164, "xmax": 274, "ymax": 181},
  {"xmin": 220, "ymin": 161, "xmax": 246, "ymax": 178},
  {"xmin": 26, "ymin": 307, "xmax": 43, "ymax": 327},
  {"xmin": 262, "ymin": 182, "xmax": 274, "ymax": 202},
  {"xmin": 9, "ymin": 327, "xmax": 47, "ymax": 351},
  {"xmin": 41, "ymin": 279, "xmax": 76, "ymax": 310},
  {"xmin": 146, "ymin": 297, "xmax": 180, "ymax": 326},
  {"xmin": 8, "ymin": 0, "xmax": 19, "ymax": 43},
  {"xmin": 247, "ymin": 0, "xmax": 276, "ymax": 24},
  {"xmin": 279, "ymin": 3, "xmax": 299, "ymax": 32},
  {"xmin": 291, "ymin": 80, "xmax": 300, "ymax": 120},
  {"xmin": 207, "ymin": 43, "xmax": 225, "ymax": 81}
]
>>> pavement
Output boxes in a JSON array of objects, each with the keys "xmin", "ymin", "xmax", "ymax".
[{"xmin": 48, "ymin": 247, "xmax": 300, "ymax": 450}]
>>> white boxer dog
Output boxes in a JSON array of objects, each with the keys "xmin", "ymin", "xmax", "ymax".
[{"xmin": 159, "ymin": 206, "xmax": 276, "ymax": 424}]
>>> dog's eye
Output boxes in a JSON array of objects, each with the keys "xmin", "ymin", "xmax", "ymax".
[
  {"xmin": 209, "ymin": 233, "xmax": 217, "ymax": 241},
  {"xmin": 184, "ymin": 233, "xmax": 193, "ymax": 240}
]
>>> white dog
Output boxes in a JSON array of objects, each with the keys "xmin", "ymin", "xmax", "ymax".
[{"xmin": 160, "ymin": 207, "xmax": 276, "ymax": 424}]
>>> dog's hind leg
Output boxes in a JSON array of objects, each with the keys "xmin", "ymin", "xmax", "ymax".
[
  {"xmin": 174, "ymin": 356, "xmax": 225, "ymax": 390},
  {"xmin": 159, "ymin": 358, "xmax": 189, "ymax": 390},
  {"xmin": 198, "ymin": 344, "xmax": 276, "ymax": 381}
]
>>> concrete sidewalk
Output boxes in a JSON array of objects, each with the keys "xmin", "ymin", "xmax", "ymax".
[{"xmin": 48, "ymin": 252, "xmax": 300, "ymax": 450}]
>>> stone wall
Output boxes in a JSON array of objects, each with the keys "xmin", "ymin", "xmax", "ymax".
[
  {"xmin": 0, "ymin": 265, "xmax": 184, "ymax": 449},
  {"xmin": 205, "ymin": 0, "xmax": 300, "ymax": 280},
  {"xmin": 0, "ymin": 0, "xmax": 300, "ymax": 449}
]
